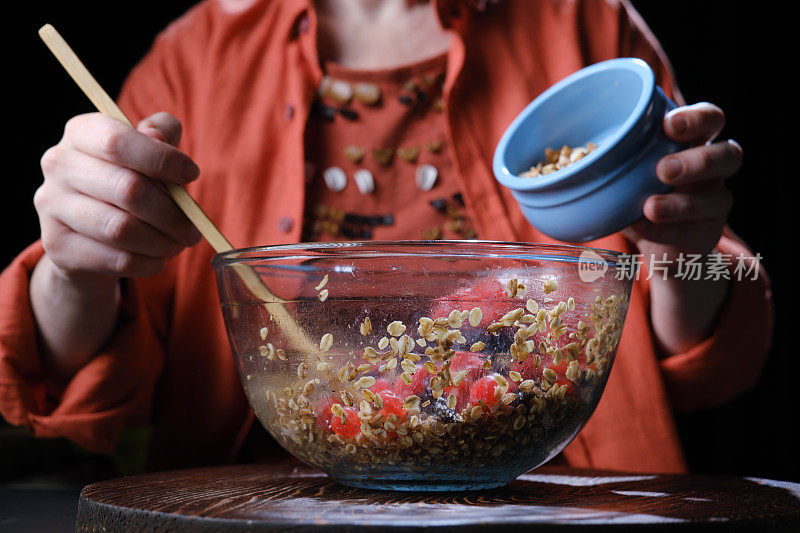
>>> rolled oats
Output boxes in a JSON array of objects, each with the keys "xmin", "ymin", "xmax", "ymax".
[
  {"xmin": 315, "ymin": 275, "xmax": 329, "ymax": 291},
  {"xmin": 506, "ymin": 278, "xmax": 519, "ymax": 298},
  {"xmin": 355, "ymin": 376, "xmax": 376, "ymax": 389},
  {"xmin": 387, "ymin": 321, "xmax": 407, "ymax": 337},
  {"xmin": 259, "ymin": 343, "xmax": 274, "ymax": 359},
  {"xmin": 359, "ymin": 317, "xmax": 372, "ymax": 336},
  {"xmin": 468, "ymin": 307, "xmax": 483, "ymax": 327},
  {"xmin": 320, "ymin": 333, "xmax": 334, "ymax": 352},
  {"xmin": 566, "ymin": 360, "xmax": 580, "ymax": 382},
  {"xmin": 297, "ymin": 362, "xmax": 309, "ymax": 380},
  {"xmin": 543, "ymin": 279, "xmax": 558, "ymax": 294},
  {"xmin": 245, "ymin": 281, "xmax": 629, "ymax": 485},
  {"xmin": 520, "ymin": 143, "xmax": 598, "ymax": 177}
]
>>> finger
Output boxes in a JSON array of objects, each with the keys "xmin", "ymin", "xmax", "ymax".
[
  {"xmin": 657, "ymin": 139, "xmax": 743, "ymax": 186},
  {"xmin": 41, "ymin": 219, "xmax": 168, "ymax": 278},
  {"xmin": 137, "ymin": 112, "xmax": 183, "ymax": 147},
  {"xmin": 64, "ymin": 113, "xmax": 199, "ymax": 183},
  {"xmin": 664, "ymin": 102, "xmax": 725, "ymax": 145},
  {"xmin": 49, "ymin": 148, "xmax": 201, "ymax": 245},
  {"xmin": 643, "ymin": 185, "xmax": 733, "ymax": 224},
  {"xmin": 49, "ymin": 192, "xmax": 187, "ymax": 258},
  {"xmin": 624, "ymin": 218, "xmax": 724, "ymax": 253}
]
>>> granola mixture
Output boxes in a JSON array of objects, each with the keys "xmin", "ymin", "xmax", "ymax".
[
  {"xmin": 241, "ymin": 277, "xmax": 627, "ymax": 482},
  {"xmin": 520, "ymin": 143, "xmax": 598, "ymax": 178}
]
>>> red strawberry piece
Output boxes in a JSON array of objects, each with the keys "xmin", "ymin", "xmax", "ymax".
[
  {"xmin": 394, "ymin": 363, "xmax": 430, "ymax": 397},
  {"xmin": 505, "ymin": 374, "xmax": 519, "ymax": 394},
  {"xmin": 330, "ymin": 406, "xmax": 361, "ymax": 438},
  {"xmin": 443, "ymin": 352, "xmax": 485, "ymax": 411},
  {"xmin": 469, "ymin": 375, "xmax": 505, "ymax": 408},
  {"xmin": 443, "ymin": 379, "xmax": 471, "ymax": 411},
  {"xmin": 361, "ymin": 390, "xmax": 405, "ymax": 440},
  {"xmin": 369, "ymin": 378, "xmax": 393, "ymax": 394},
  {"xmin": 431, "ymin": 278, "xmax": 510, "ymax": 327},
  {"xmin": 555, "ymin": 377, "xmax": 575, "ymax": 395},
  {"xmin": 544, "ymin": 360, "xmax": 576, "ymax": 395},
  {"xmin": 511, "ymin": 353, "xmax": 543, "ymax": 381},
  {"xmin": 314, "ymin": 396, "xmax": 338, "ymax": 433},
  {"xmin": 378, "ymin": 390, "xmax": 406, "ymax": 420},
  {"xmin": 549, "ymin": 360, "xmax": 570, "ymax": 374},
  {"xmin": 449, "ymin": 352, "xmax": 485, "ymax": 382}
]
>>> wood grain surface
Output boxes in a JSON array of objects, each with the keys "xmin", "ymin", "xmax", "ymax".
[{"xmin": 76, "ymin": 462, "xmax": 800, "ymax": 531}]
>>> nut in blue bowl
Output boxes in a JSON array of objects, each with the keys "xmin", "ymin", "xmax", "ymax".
[{"xmin": 493, "ymin": 58, "xmax": 683, "ymax": 242}]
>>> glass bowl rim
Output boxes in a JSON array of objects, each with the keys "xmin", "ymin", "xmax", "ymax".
[{"xmin": 211, "ymin": 240, "xmax": 627, "ymax": 267}]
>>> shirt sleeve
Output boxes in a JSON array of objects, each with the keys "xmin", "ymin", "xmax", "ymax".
[
  {"xmin": 0, "ymin": 26, "xmax": 185, "ymax": 453},
  {"xmin": 602, "ymin": 1, "xmax": 774, "ymax": 410},
  {"xmin": 658, "ymin": 230, "xmax": 773, "ymax": 411},
  {"xmin": 0, "ymin": 244, "xmax": 170, "ymax": 453},
  {"xmin": 580, "ymin": 0, "xmax": 685, "ymax": 105}
]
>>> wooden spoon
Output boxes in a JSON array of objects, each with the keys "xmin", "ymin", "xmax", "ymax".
[{"xmin": 38, "ymin": 24, "xmax": 317, "ymax": 354}]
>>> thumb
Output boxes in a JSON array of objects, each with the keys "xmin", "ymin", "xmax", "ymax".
[
  {"xmin": 137, "ymin": 111, "xmax": 183, "ymax": 147},
  {"xmin": 621, "ymin": 220, "xmax": 648, "ymax": 247}
]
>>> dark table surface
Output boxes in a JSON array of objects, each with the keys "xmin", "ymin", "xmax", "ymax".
[
  {"xmin": 0, "ymin": 485, "xmax": 82, "ymax": 532},
  {"xmin": 66, "ymin": 463, "xmax": 800, "ymax": 531}
]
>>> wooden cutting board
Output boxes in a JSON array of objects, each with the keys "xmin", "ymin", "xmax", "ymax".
[{"xmin": 76, "ymin": 462, "xmax": 800, "ymax": 531}]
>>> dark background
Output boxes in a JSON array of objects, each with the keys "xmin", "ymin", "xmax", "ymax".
[{"xmin": 1, "ymin": 1, "xmax": 797, "ymax": 485}]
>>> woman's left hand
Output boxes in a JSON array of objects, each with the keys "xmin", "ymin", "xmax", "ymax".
[{"xmin": 624, "ymin": 102, "xmax": 742, "ymax": 257}]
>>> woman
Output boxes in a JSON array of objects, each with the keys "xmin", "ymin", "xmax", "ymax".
[{"xmin": 0, "ymin": 0, "xmax": 770, "ymax": 472}]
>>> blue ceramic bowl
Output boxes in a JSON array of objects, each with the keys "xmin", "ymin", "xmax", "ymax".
[{"xmin": 493, "ymin": 58, "xmax": 683, "ymax": 242}]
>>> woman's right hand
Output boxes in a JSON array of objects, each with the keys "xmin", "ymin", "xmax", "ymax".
[{"xmin": 35, "ymin": 111, "xmax": 202, "ymax": 281}]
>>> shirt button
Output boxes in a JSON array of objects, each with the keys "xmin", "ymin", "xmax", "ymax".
[
  {"xmin": 277, "ymin": 216, "xmax": 294, "ymax": 233},
  {"xmin": 304, "ymin": 161, "xmax": 316, "ymax": 184},
  {"xmin": 297, "ymin": 13, "xmax": 310, "ymax": 34},
  {"xmin": 284, "ymin": 104, "xmax": 295, "ymax": 120}
]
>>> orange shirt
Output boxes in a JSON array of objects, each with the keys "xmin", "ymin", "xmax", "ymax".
[
  {"xmin": 303, "ymin": 54, "xmax": 477, "ymax": 242},
  {"xmin": 0, "ymin": 0, "xmax": 772, "ymax": 473}
]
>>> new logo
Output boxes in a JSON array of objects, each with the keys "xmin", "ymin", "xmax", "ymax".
[{"xmin": 578, "ymin": 250, "xmax": 608, "ymax": 283}]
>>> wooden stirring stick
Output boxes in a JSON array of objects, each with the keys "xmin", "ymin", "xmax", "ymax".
[{"xmin": 38, "ymin": 24, "xmax": 317, "ymax": 354}]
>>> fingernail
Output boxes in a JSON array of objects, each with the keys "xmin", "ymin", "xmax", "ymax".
[
  {"xmin": 659, "ymin": 157, "xmax": 683, "ymax": 182},
  {"xmin": 182, "ymin": 160, "xmax": 200, "ymax": 181},
  {"xmin": 669, "ymin": 114, "xmax": 687, "ymax": 135},
  {"xmin": 141, "ymin": 124, "xmax": 168, "ymax": 143},
  {"xmin": 727, "ymin": 138, "xmax": 742, "ymax": 150}
]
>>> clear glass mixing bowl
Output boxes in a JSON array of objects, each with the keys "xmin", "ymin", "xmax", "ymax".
[{"xmin": 212, "ymin": 241, "xmax": 634, "ymax": 491}]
